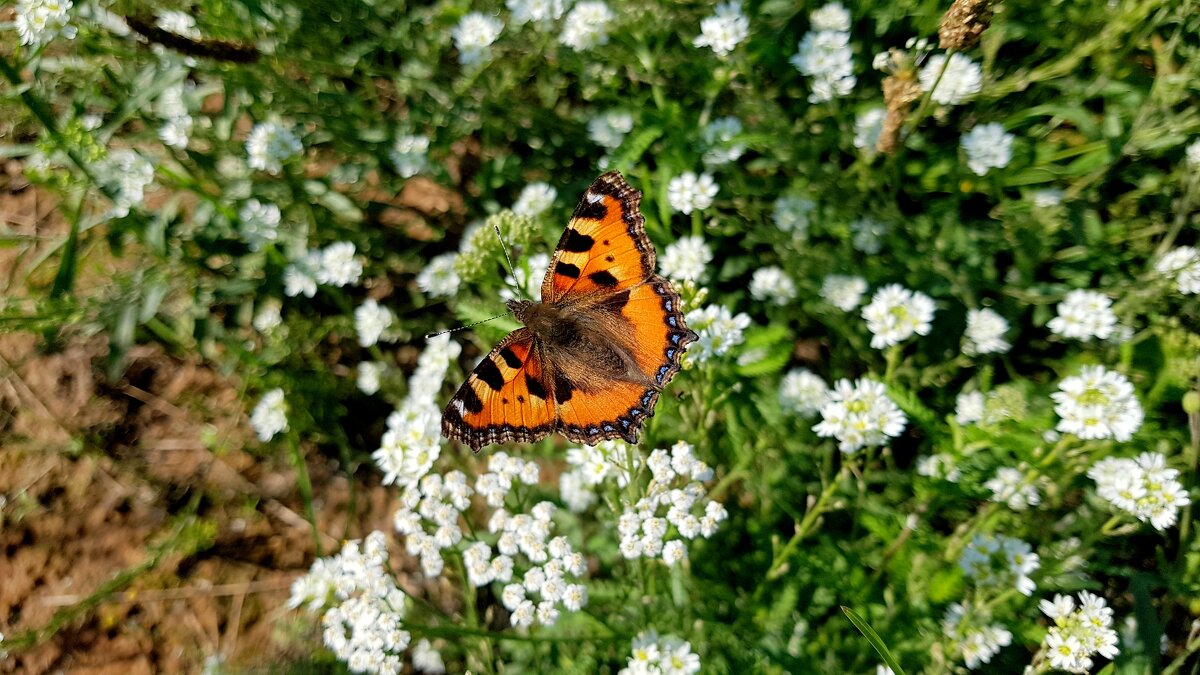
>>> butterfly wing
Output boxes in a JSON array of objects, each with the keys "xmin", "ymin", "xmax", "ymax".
[
  {"xmin": 541, "ymin": 171, "xmax": 655, "ymax": 304},
  {"xmin": 441, "ymin": 328, "xmax": 557, "ymax": 452}
]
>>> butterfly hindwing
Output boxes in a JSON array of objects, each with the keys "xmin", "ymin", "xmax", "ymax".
[
  {"xmin": 442, "ymin": 328, "xmax": 557, "ymax": 452},
  {"xmin": 542, "ymin": 171, "xmax": 655, "ymax": 305}
]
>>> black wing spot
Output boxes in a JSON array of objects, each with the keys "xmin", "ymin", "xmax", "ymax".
[
  {"xmin": 605, "ymin": 255, "xmax": 615, "ymax": 262},
  {"xmin": 553, "ymin": 371, "xmax": 575, "ymax": 404},
  {"xmin": 602, "ymin": 239, "xmax": 610, "ymax": 246},
  {"xmin": 517, "ymin": 395, "xmax": 525, "ymax": 403},
  {"xmin": 460, "ymin": 384, "xmax": 485, "ymax": 414},
  {"xmin": 556, "ymin": 262, "xmax": 581, "ymax": 279},
  {"xmin": 499, "ymin": 346, "xmax": 522, "ymax": 369},
  {"xmin": 476, "ymin": 358, "xmax": 505, "ymax": 391},
  {"xmin": 573, "ymin": 199, "xmax": 607, "ymax": 221},
  {"xmin": 502, "ymin": 397, "xmax": 509, "ymax": 404},
  {"xmin": 589, "ymin": 270, "xmax": 619, "ymax": 287},
  {"xmin": 526, "ymin": 373, "xmax": 548, "ymax": 400},
  {"xmin": 562, "ymin": 229, "xmax": 595, "ymax": 253}
]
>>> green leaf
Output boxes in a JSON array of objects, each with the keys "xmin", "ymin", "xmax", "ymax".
[{"xmin": 841, "ymin": 606, "xmax": 906, "ymax": 675}]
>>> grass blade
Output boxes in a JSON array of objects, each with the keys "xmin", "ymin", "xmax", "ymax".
[{"xmin": 842, "ymin": 606, "xmax": 906, "ymax": 675}]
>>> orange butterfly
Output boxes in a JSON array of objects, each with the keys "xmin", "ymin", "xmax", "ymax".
[{"xmin": 441, "ymin": 171, "xmax": 698, "ymax": 452}]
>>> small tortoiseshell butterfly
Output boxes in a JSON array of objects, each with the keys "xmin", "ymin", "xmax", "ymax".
[{"xmin": 442, "ymin": 171, "xmax": 698, "ymax": 452}]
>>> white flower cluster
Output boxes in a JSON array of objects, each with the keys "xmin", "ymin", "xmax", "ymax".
[
  {"xmin": 513, "ymin": 182, "xmax": 557, "ymax": 216},
  {"xmin": 1038, "ymin": 591, "xmax": 1120, "ymax": 673},
  {"xmin": 790, "ymin": 3, "xmax": 856, "ymax": 103},
  {"xmin": 773, "ymin": 194, "xmax": 816, "ymax": 237},
  {"xmin": 1187, "ymin": 138, "xmax": 1200, "ymax": 167},
  {"xmin": 916, "ymin": 453, "xmax": 960, "ymax": 482},
  {"xmin": 821, "ymin": 274, "xmax": 868, "ymax": 311},
  {"xmin": 813, "ymin": 377, "xmax": 907, "ymax": 453},
  {"xmin": 684, "ymin": 304, "xmax": 751, "ymax": 363},
  {"xmin": 919, "ymin": 53, "xmax": 983, "ymax": 106},
  {"xmin": 850, "ymin": 216, "xmax": 887, "ymax": 254},
  {"xmin": 238, "ymin": 199, "xmax": 281, "ymax": 251},
  {"xmin": 156, "ymin": 9, "xmax": 199, "ymax": 38},
  {"xmin": 660, "ymin": 235, "xmax": 712, "ymax": 282},
  {"xmin": 955, "ymin": 390, "xmax": 985, "ymax": 425},
  {"xmin": 491, "ymin": 512, "xmax": 590, "ymax": 628},
  {"xmin": 560, "ymin": 1, "xmax": 614, "ymax": 51},
  {"xmin": 355, "ymin": 299, "xmax": 395, "ymax": 348},
  {"xmin": 666, "ymin": 172, "xmax": 719, "ymax": 214},
  {"xmin": 749, "ymin": 266, "xmax": 797, "ymax": 305},
  {"xmin": 16, "ymin": 0, "xmax": 76, "ymax": 46},
  {"xmin": 1088, "ymin": 453, "xmax": 1190, "ymax": 530},
  {"xmin": 588, "ymin": 109, "xmax": 635, "ymax": 149},
  {"xmin": 452, "ymin": 12, "xmax": 504, "ymax": 65},
  {"xmin": 558, "ymin": 440, "xmax": 641, "ymax": 513},
  {"xmin": 942, "ymin": 602, "xmax": 1012, "ymax": 670},
  {"xmin": 288, "ymin": 533, "xmax": 412, "ymax": 675},
  {"xmin": 854, "ymin": 108, "xmax": 885, "ymax": 153},
  {"xmin": 1155, "ymin": 246, "xmax": 1200, "ymax": 295},
  {"xmin": 693, "ymin": 1, "xmax": 749, "ymax": 57},
  {"xmin": 959, "ymin": 534, "xmax": 1040, "ymax": 596},
  {"xmin": 500, "ymin": 252, "xmax": 550, "ymax": 302},
  {"xmin": 1047, "ymin": 289, "xmax": 1117, "ymax": 341},
  {"xmin": 984, "ymin": 466, "xmax": 1041, "ymax": 511},
  {"xmin": 253, "ymin": 300, "xmax": 282, "ymax": 333},
  {"xmin": 390, "ymin": 134, "xmax": 429, "ymax": 178},
  {"xmin": 357, "ymin": 361, "xmax": 384, "ymax": 395},
  {"xmin": 393, "ymin": 471, "xmax": 473, "ymax": 577},
  {"xmin": 415, "ymin": 253, "xmax": 462, "ymax": 299},
  {"xmin": 961, "ymin": 123, "xmax": 1014, "ymax": 175},
  {"xmin": 1032, "ymin": 188, "xmax": 1065, "ymax": 208},
  {"xmin": 619, "ymin": 631, "xmax": 701, "ymax": 675},
  {"xmin": 963, "ymin": 308, "xmax": 1011, "ymax": 355},
  {"xmin": 701, "ymin": 117, "xmax": 746, "ymax": 166},
  {"xmin": 507, "ymin": 0, "xmax": 565, "ymax": 25},
  {"xmin": 861, "ymin": 284, "xmax": 936, "ymax": 349},
  {"xmin": 96, "ymin": 149, "xmax": 155, "ymax": 219},
  {"xmin": 779, "ymin": 368, "xmax": 829, "ymax": 416},
  {"xmin": 250, "ymin": 388, "xmax": 288, "ymax": 441},
  {"xmin": 616, "ymin": 442, "xmax": 727, "ymax": 566},
  {"xmin": 372, "ymin": 335, "xmax": 461, "ymax": 487},
  {"xmin": 284, "ymin": 242, "xmax": 363, "ymax": 298},
  {"xmin": 1051, "ymin": 365, "xmax": 1143, "ymax": 442},
  {"xmin": 157, "ymin": 83, "xmax": 194, "ymax": 149},
  {"xmin": 245, "ymin": 121, "xmax": 302, "ymax": 174}
]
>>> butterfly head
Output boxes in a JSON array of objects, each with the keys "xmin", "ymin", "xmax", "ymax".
[{"xmin": 506, "ymin": 299, "xmax": 535, "ymax": 325}]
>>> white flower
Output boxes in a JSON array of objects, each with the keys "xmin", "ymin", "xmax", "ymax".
[
  {"xmin": 1037, "ymin": 592, "xmax": 1120, "ymax": 673},
  {"xmin": 587, "ymin": 110, "xmax": 635, "ymax": 149},
  {"xmin": 452, "ymin": 12, "xmax": 504, "ymax": 65},
  {"xmin": 850, "ymin": 217, "xmax": 887, "ymax": 254},
  {"xmin": 415, "ymin": 253, "xmax": 461, "ymax": 298},
  {"xmin": 507, "ymin": 0, "xmax": 565, "ymax": 24},
  {"xmin": 156, "ymin": 9, "xmax": 200, "ymax": 37},
  {"xmin": 560, "ymin": 1, "xmax": 614, "ymax": 51},
  {"xmin": 685, "ymin": 304, "xmax": 750, "ymax": 363},
  {"xmin": 245, "ymin": 122, "xmax": 302, "ymax": 174},
  {"xmin": 943, "ymin": 602, "xmax": 1012, "ymax": 670},
  {"xmin": 253, "ymin": 301, "xmax": 282, "ymax": 333},
  {"xmin": 390, "ymin": 135, "xmax": 429, "ymax": 178},
  {"xmin": 1051, "ymin": 365, "xmax": 1143, "ymax": 442},
  {"xmin": 412, "ymin": 639, "xmax": 446, "ymax": 673},
  {"xmin": 159, "ymin": 114, "xmax": 193, "ymax": 149},
  {"xmin": 701, "ymin": 117, "xmax": 746, "ymax": 166},
  {"xmin": 693, "ymin": 1, "xmax": 749, "ymax": 56},
  {"xmin": 660, "ymin": 236, "xmax": 712, "ymax": 282},
  {"xmin": 316, "ymin": 242, "xmax": 363, "ymax": 287},
  {"xmin": 662, "ymin": 539, "xmax": 688, "ymax": 566},
  {"xmin": 919, "ymin": 53, "xmax": 983, "ymax": 105},
  {"xmin": 854, "ymin": 108, "xmax": 886, "ymax": 152},
  {"xmin": 813, "ymin": 377, "xmax": 907, "ymax": 453},
  {"xmin": 358, "ymin": 362, "xmax": 383, "ymax": 395},
  {"xmin": 513, "ymin": 182, "xmax": 557, "ymax": 216},
  {"xmin": 955, "ymin": 390, "xmax": 985, "ymax": 425},
  {"xmin": 16, "ymin": 0, "xmax": 76, "ymax": 46},
  {"xmin": 1031, "ymin": 188, "xmax": 1065, "ymax": 208},
  {"xmin": 1047, "ymin": 289, "xmax": 1117, "ymax": 341},
  {"xmin": 749, "ymin": 266, "xmax": 797, "ymax": 305},
  {"xmin": 1089, "ymin": 453, "xmax": 1190, "ymax": 530},
  {"xmin": 963, "ymin": 308, "xmax": 1010, "ymax": 355},
  {"xmin": 779, "ymin": 369, "xmax": 829, "ymax": 416},
  {"xmin": 239, "ymin": 199, "xmax": 281, "ymax": 251},
  {"xmin": 790, "ymin": 18, "xmax": 856, "ymax": 103},
  {"xmin": 821, "ymin": 275, "xmax": 868, "ymax": 311},
  {"xmin": 666, "ymin": 172, "xmax": 718, "ymax": 214},
  {"xmin": 861, "ymin": 284, "xmax": 936, "ymax": 349},
  {"xmin": 283, "ymin": 251, "xmax": 321, "ymax": 298},
  {"xmin": 959, "ymin": 534, "xmax": 1040, "ymax": 596},
  {"xmin": 1155, "ymin": 246, "xmax": 1200, "ymax": 295},
  {"xmin": 810, "ymin": 2, "xmax": 850, "ymax": 30},
  {"xmin": 773, "ymin": 195, "xmax": 816, "ymax": 236},
  {"xmin": 916, "ymin": 453, "xmax": 960, "ymax": 482},
  {"xmin": 355, "ymin": 299, "xmax": 395, "ymax": 347},
  {"xmin": 961, "ymin": 123, "xmax": 1014, "ymax": 175},
  {"xmin": 95, "ymin": 149, "xmax": 155, "ymax": 219},
  {"xmin": 1186, "ymin": 139, "xmax": 1200, "ymax": 167},
  {"xmin": 984, "ymin": 467, "xmax": 1041, "ymax": 511},
  {"xmin": 620, "ymin": 633, "xmax": 701, "ymax": 675},
  {"xmin": 250, "ymin": 388, "xmax": 288, "ymax": 441}
]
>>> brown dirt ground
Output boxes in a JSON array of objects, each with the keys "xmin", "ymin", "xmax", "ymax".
[{"xmin": 0, "ymin": 168, "xmax": 400, "ymax": 673}]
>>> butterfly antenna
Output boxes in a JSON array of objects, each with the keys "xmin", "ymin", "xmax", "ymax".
[
  {"xmin": 424, "ymin": 310, "xmax": 513, "ymax": 339},
  {"xmin": 493, "ymin": 223, "xmax": 526, "ymax": 302}
]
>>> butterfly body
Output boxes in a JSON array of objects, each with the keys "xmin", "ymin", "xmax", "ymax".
[{"xmin": 442, "ymin": 172, "xmax": 698, "ymax": 451}]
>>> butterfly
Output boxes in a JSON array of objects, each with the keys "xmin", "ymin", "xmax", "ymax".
[{"xmin": 441, "ymin": 171, "xmax": 698, "ymax": 452}]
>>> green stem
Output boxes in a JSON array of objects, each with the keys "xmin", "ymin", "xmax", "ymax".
[{"xmin": 765, "ymin": 462, "xmax": 849, "ymax": 580}]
